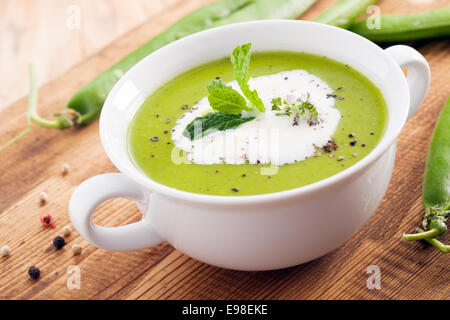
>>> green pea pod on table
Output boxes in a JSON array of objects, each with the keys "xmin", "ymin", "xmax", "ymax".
[
  {"xmin": 212, "ymin": 0, "xmax": 316, "ymax": 26},
  {"xmin": 27, "ymin": 0, "xmax": 316, "ymax": 131},
  {"xmin": 350, "ymin": 7, "xmax": 450, "ymax": 42},
  {"xmin": 29, "ymin": 0, "xmax": 254, "ymax": 130},
  {"xmin": 403, "ymin": 97, "xmax": 450, "ymax": 253},
  {"xmin": 314, "ymin": 0, "xmax": 379, "ymax": 29}
]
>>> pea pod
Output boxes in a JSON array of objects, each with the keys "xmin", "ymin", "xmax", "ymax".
[
  {"xmin": 403, "ymin": 97, "xmax": 450, "ymax": 253},
  {"xmin": 314, "ymin": 0, "xmax": 379, "ymax": 29},
  {"xmin": 212, "ymin": 0, "xmax": 316, "ymax": 26},
  {"xmin": 29, "ymin": 0, "xmax": 317, "ymax": 130},
  {"xmin": 350, "ymin": 7, "xmax": 450, "ymax": 42},
  {"xmin": 30, "ymin": 0, "xmax": 253, "ymax": 129}
]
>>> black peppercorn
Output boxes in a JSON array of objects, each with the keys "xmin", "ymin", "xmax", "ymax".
[
  {"xmin": 28, "ymin": 266, "xmax": 40, "ymax": 279},
  {"xmin": 350, "ymin": 140, "xmax": 357, "ymax": 146},
  {"xmin": 53, "ymin": 236, "xmax": 66, "ymax": 250}
]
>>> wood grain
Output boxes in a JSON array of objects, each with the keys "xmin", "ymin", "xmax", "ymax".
[
  {"xmin": 0, "ymin": 0, "xmax": 180, "ymax": 112},
  {"xmin": 0, "ymin": 0, "xmax": 449, "ymax": 300}
]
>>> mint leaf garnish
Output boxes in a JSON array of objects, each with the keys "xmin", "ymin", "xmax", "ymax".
[
  {"xmin": 181, "ymin": 43, "xmax": 264, "ymax": 140},
  {"xmin": 207, "ymin": 79, "xmax": 252, "ymax": 113},
  {"xmin": 231, "ymin": 43, "xmax": 265, "ymax": 112},
  {"xmin": 183, "ymin": 112, "xmax": 255, "ymax": 140}
]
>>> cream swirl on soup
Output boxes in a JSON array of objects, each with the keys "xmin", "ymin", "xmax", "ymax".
[{"xmin": 172, "ymin": 69, "xmax": 341, "ymax": 165}]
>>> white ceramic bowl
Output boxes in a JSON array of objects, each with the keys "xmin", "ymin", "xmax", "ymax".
[{"xmin": 69, "ymin": 20, "xmax": 430, "ymax": 271}]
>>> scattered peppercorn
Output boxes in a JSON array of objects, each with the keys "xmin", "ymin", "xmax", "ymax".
[
  {"xmin": 350, "ymin": 140, "xmax": 357, "ymax": 146},
  {"xmin": 1, "ymin": 245, "xmax": 11, "ymax": 257},
  {"xmin": 242, "ymin": 174, "xmax": 246, "ymax": 177},
  {"xmin": 28, "ymin": 266, "xmax": 40, "ymax": 280},
  {"xmin": 323, "ymin": 139, "xmax": 338, "ymax": 153},
  {"xmin": 164, "ymin": 130, "xmax": 168, "ymax": 134},
  {"xmin": 61, "ymin": 163, "xmax": 70, "ymax": 175},
  {"xmin": 348, "ymin": 133, "xmax": 354, "ymax": 138},
  {"xmin": 370, "ymin": 132, "xmax": 374, "ymax": 135},
  {"xmin": 326, "ymin": 94, "xmax": 345, "ymax": 100},
  {"xmin": 215, "ymin": 170, "xmax": 219, "ymax": 173},
  {"xmin": 231, "ymin": 188, "xmax": 239, "ymax": 192},
  {"xmin": 38, "ymin": 191, "xmax": 48, "ymax": 206},
  {"xmin": 72, "ymin": 244, "xmax": 82, "ymax": 256},
  {"xmin": 181, "ymin": 105, "xmax": 189, "ymax": 110},
  {"xmin": 166, "ymin": 118, "xmax": 171, "ymax": 124},
  {"xmin": 40, "ymin": 213, "xmax": 56, "ymax": 228},
  {"xmin": 150, "ymin": 137, "xmax": 159, "ymax": 142},
  {"xmin": 62, "ymin": 226, "xmax": 72, "ymax": 237},
  {"xmin": 362, "ymin": 144, "xmax": 366, "ymax": 147},
  {"xmin": 53, "ymin": 236, "xmax": 66, "ymax": 250}
]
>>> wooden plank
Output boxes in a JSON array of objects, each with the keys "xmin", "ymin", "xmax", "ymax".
[
  {"xmin": 0, "ymin": 0, "xmax": 181, "ymax": 112},
  {"xmin": 0, "ymin": 0, "xmax": 449, "ymax": 300},
  {"xmin": 0, "ymin": 0, "xmax": 216, "ymax": 300}
]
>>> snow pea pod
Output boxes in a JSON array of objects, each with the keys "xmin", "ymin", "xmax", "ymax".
[
  {"xmin": 314, "ymin": 0, "xmax": 379, "ymax": 29},
  {"xmin": 350, "ymin": 7, "xmax": 450, "ymax": 42},
  {"xmin": 29, "ymin": 0, "xmax": 317, "ymax": 130},
  {"xmin": 403, "ymin": 97, "xmax": 450, "ymax": 253},
  {"xmin": 30, "ymin": 0, "xmax": 253, "ymax": 129},
  {"xmin": 212, "ymin": 0, "xmax": 316, "ymax": 26}
]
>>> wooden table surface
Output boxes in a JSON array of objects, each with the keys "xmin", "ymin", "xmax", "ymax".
[
  {"xmin": 0, "ymin": 0, "xmax": 449, "ymax": 300},
  {"xmin": 0, "ymin": 0, "xmax": 175, "ymax": 112}
]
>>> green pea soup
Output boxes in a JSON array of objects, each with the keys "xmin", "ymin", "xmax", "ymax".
[{"xmin": 127, "ymin": 52, "xmax": 388, "ymax": 196}]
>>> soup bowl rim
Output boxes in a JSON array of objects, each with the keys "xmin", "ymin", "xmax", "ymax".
[{"xmin": 100, "ymin": 19, "xmax": 410, "ymax": 206}]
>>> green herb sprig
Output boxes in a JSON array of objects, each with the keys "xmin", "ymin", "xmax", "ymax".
[
  {"xmin": 183, "ymin": 112, "xmax": 255, "ymax": 140},
  {"xmin": 271, "ymin": 97, "xmax": 319, "ymax": 126},
  {"xmin": 206, "ymin": 79, "xmax": 252, "ymax": 114},
  {"xmin": 183, "ymin": 43, "xmax": 263, "ymax": 140},
  {"xmin": 230, "ymin": 43, "xmax": 265, "ymax": 112}
]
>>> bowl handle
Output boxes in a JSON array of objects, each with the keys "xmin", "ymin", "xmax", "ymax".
[
  {"xmin": 385, "ymin": 45, "xmax": 431, "ymax": 120},
  {"xmin": 69, "ymin": 173, "xmax": 164, "ymax": 251}
]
